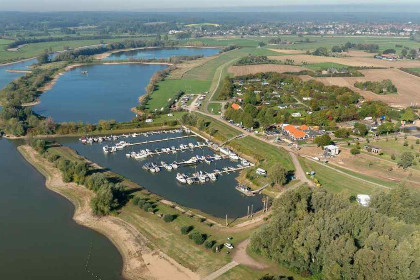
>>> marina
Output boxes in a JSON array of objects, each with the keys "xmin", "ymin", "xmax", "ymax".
[{"xmin": 58, "ymin": 129, "xmax": 263, "ymax": 218}]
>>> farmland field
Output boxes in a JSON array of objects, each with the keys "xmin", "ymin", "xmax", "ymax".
[
  {"xmin": 304, "ymin": 62, "xmax": 352, "ymax": 71},
  {"xmin": 228, "ymin": 64, "xmax": 305, "ymax": 76},
  {"xmin": 259, "ymin": 35, "xmax": 420, "ymax": 52}
]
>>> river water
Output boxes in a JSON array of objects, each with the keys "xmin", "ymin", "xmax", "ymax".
[
  {"xmin": 0, "ymin": 139, "xmax": 124, "ymax": 280},
  {"xmin": 103, "ymin": 47, "xmax": 220, "ymax": 61}
]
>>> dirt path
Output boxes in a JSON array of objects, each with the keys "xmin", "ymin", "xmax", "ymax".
[
  {"xmin": 18, "ymin": 145, "xmax": 199, "ymax": 280},
  {"xmin": 202, "ymin": 261, "xmax": 239, "ymax": 280},
  {"xmin": 233, "ymin": 239, "xmax": 268, "ymax": 269}
]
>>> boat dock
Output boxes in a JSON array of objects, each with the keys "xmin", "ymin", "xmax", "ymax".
[{"xmin": 124, "ymin": 135, "xmax": 191, "ymax": 147}]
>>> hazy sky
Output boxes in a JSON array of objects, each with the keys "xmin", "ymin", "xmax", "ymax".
[{"xmin": 0, "ymin": 0, "xmax": 418, "ymax": 12}]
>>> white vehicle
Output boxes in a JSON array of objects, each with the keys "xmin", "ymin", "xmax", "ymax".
[
  {"xmin": 256, "ymin": 168, "xmax": 267, "ymax": 176},
  {"xmin": 224, "ymin": 243, "xmax": 234, "ymax": 249}
]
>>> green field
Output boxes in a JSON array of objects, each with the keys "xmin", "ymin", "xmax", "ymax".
[
  {"xmin": 406, "ymin": 67, "xmax": 420, "ymax": 74},
  {"xmin": 257, "ymin": 35, "xmax": 420, "ymax": 52},
  {"xmin": 231, "ymin": 136, "xmax": 294, "ymax": 171},
  {"xmin": 147, "ymin": 79, "xmax": 210, "ymax": 110},
  {"xmin": 207, "ymin": 102, "xmax": 222, "ymax": 115},
  {"xmin": 304, "ymin": 62, "xmax": 352, "ymax": 71},
  {"xmin": 299, "ymin": 158, "xmax": 392, "ymax": 194}
]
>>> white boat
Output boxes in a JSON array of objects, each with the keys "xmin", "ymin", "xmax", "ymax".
[
  {"xmin": 176, "ymin": 173, "xmax": 187, "ymax": 184},
  {"xmin": 171, "ymin": 163, "xmax": 179, "ymax": 169},
  {"xmin": 214, "ymin": 154, "xmax": 222, "ymax": 160},
  {"xmin": 229, "ymin": 154, "xmax": 239, "ymax": 161},
  {"xmin": 103, "ymin": 146, "xmax": 109, "ymax": 153},
  {"xmin": 183, "ymin": 157, "xmax": 198, "ymax": 165},
  {"xmin": 208, "ymin": 173, "xmax": 217, "ymax": 181},
  {"xmin": 186, "ymin": 178, "xmax": 194, "ymax": 185}
]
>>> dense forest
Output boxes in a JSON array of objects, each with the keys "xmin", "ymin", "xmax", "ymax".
[{"xmin": 251, "ymin": 185, "xmax": 420, "ymax": 279}]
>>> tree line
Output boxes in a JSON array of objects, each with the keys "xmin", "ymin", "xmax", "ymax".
[{"xmin": 30, "ymin": 139, "xmax": 128, "ymax": 216}]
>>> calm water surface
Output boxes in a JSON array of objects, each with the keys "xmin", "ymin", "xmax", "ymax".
[
  {"xmin": 103, "ymin": 47, "xmax": 220, "ymax": 61},
  {"xmin": 34, "ymin": 63, "xmax": 167, "ymax": 123},
  {"xmin": 58, "ymin": 132, "xmax": 263, "ymax": 218},
  {"xmin": 0, "ymin": 139, "xmax": 123, "ymax": 280},
  {"xmin": 0, "ymin": 58, "xmax": 37, "ymax": 89}
]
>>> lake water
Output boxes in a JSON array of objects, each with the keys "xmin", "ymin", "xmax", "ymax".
[
  {"xmin": 34, "ymin": 63, "xmax": 167, "ymax": 123},
  {"xmin": 0, "ymin": 58, "xmax": 37, "ymax": 90},
  {"xmin": 0, "ymin": 139, "xmax": 123, "ymax": 280},
  {"xmin": 103, "ymin": 47, "xmax": 220, "ymax": 61},
  {"xmin": 57, "ymin": 132, "xmax": 263, "ymax": 218}
]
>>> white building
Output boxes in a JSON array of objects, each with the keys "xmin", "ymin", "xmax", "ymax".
[
  {"xmin": 324, "ymin": 145, "xmax": 339, "ymax": 156},
  {"xmin": 256, "ymin": 168, "xmax": 267, "ymax": 176},
  {"xmin": 357, "ymin": 194, "xmax": 371, "ymax": 207}
]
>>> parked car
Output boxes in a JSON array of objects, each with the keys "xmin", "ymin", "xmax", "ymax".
[{"xmin": 224, "ymin": 243, "xmax": 234, "ymax": 249}]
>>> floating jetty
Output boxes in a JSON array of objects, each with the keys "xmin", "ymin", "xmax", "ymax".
[
  {"xmin": 125, "ymin": 142, "xmax": 209, "ymax": 159},
  {"xmin": 79, "ymin": 128, "xmax": 185, "ymax": 145},
  {"xmin": 236, "ymin": 183, "xmax": 269, "ymax": 196}
]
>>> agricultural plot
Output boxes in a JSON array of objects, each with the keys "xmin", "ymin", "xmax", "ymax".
[
  {"xmin": 300, "ymin": 68, "xmax": 420, "ymax": 108},
  {"xmin": 304, "ymin": 62, "xmax": 353, "ymax": 71},
  {"xmin": 228, "ymin": 64, "xmax": 305, "ymax": 76},
  {"xmin": 259, "ymin": 35, "xmax": 420, "ymax": 52}
]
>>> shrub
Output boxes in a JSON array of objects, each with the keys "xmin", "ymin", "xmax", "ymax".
[
  {"xmin": 132, "ymin": 196, "xmax": 140, "ymax": 205},
  {"xmin": 163, "ymin": 214, "xmax": 175, "ymax": 223},
  {"xmin": 137, "ymin": 199, "xmax": 146, "ymax": 208},
  {"xmin": 143, "ymin": 202, "xmax": 153, "ymax": 211},
  {"xmin": 391, "ymin": 154, "xmax": 396, "ymax": 160},
  {"xmin": 189, "ymin": 232, "xmax": 207, "ymax": 245},
  {"xmin": 350, "ymin": 148, "xmax": 360, "ymax": 155},
  {"xmin": 204, "ymin": 240, "xmax": 216, "ymax": 249},
  {"xmin": 181, "ymin": 225, "xmax": 193, "ymax": 235}
]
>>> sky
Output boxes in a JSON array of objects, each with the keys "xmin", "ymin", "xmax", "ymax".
[{"xmin": 0, "ymin": 0, "xmax": 419, "ymax": 12}]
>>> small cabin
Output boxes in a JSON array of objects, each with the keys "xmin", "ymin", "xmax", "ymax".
[{"xmin": 324, "ymin": 145, "xmax": 339, "ymax": 156}]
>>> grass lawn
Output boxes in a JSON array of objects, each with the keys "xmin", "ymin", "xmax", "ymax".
[
  {"xmin": 299, "ymin": 158, "xmax": 390, "ymax": 194},
  {"xmin": 230, "ymin": 136, "xmax": 294, "ymax": 171},
  {"xmin": 147, "ymin": 79, "xmax": 210, "ymax": 110},
  {"xmin": 195, "ymin": 113, "xmax": 242, "ymax": 142},
  {"xmin": 304, "ymin": 62, "xmax": 352, "ymax": 71},
  {"xmin": 366, "ymin": 137, "xmax": 420, "ymax": 170},
  {"xmin": 407, "ymin": 67, "xmax": 420, "ymax": 74},
  {"xmin": 207, "ymin": 102, "xmax": 222, "ymax": 115}
]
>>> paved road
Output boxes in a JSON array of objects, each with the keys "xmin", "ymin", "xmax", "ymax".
[{"xmin": 201, "ymin": 261, "xmax": 239, "ymax": 280}]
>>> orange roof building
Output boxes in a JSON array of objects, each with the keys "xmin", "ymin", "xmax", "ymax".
[
  {"xmin": 299, "ymin": 124, "xmax": 309, "ymax": 130},
  {"xmin": 283, "ymin": 124, "xmax": 306, "ymax": 140},
  {"xmin": 231, "ymin": 103, "xmax": 241, "ymax": 110}
]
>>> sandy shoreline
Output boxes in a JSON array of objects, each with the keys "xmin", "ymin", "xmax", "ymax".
[{"xmin": 18, "ymin": 145, "xmax": 199, "ymax": 280}]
